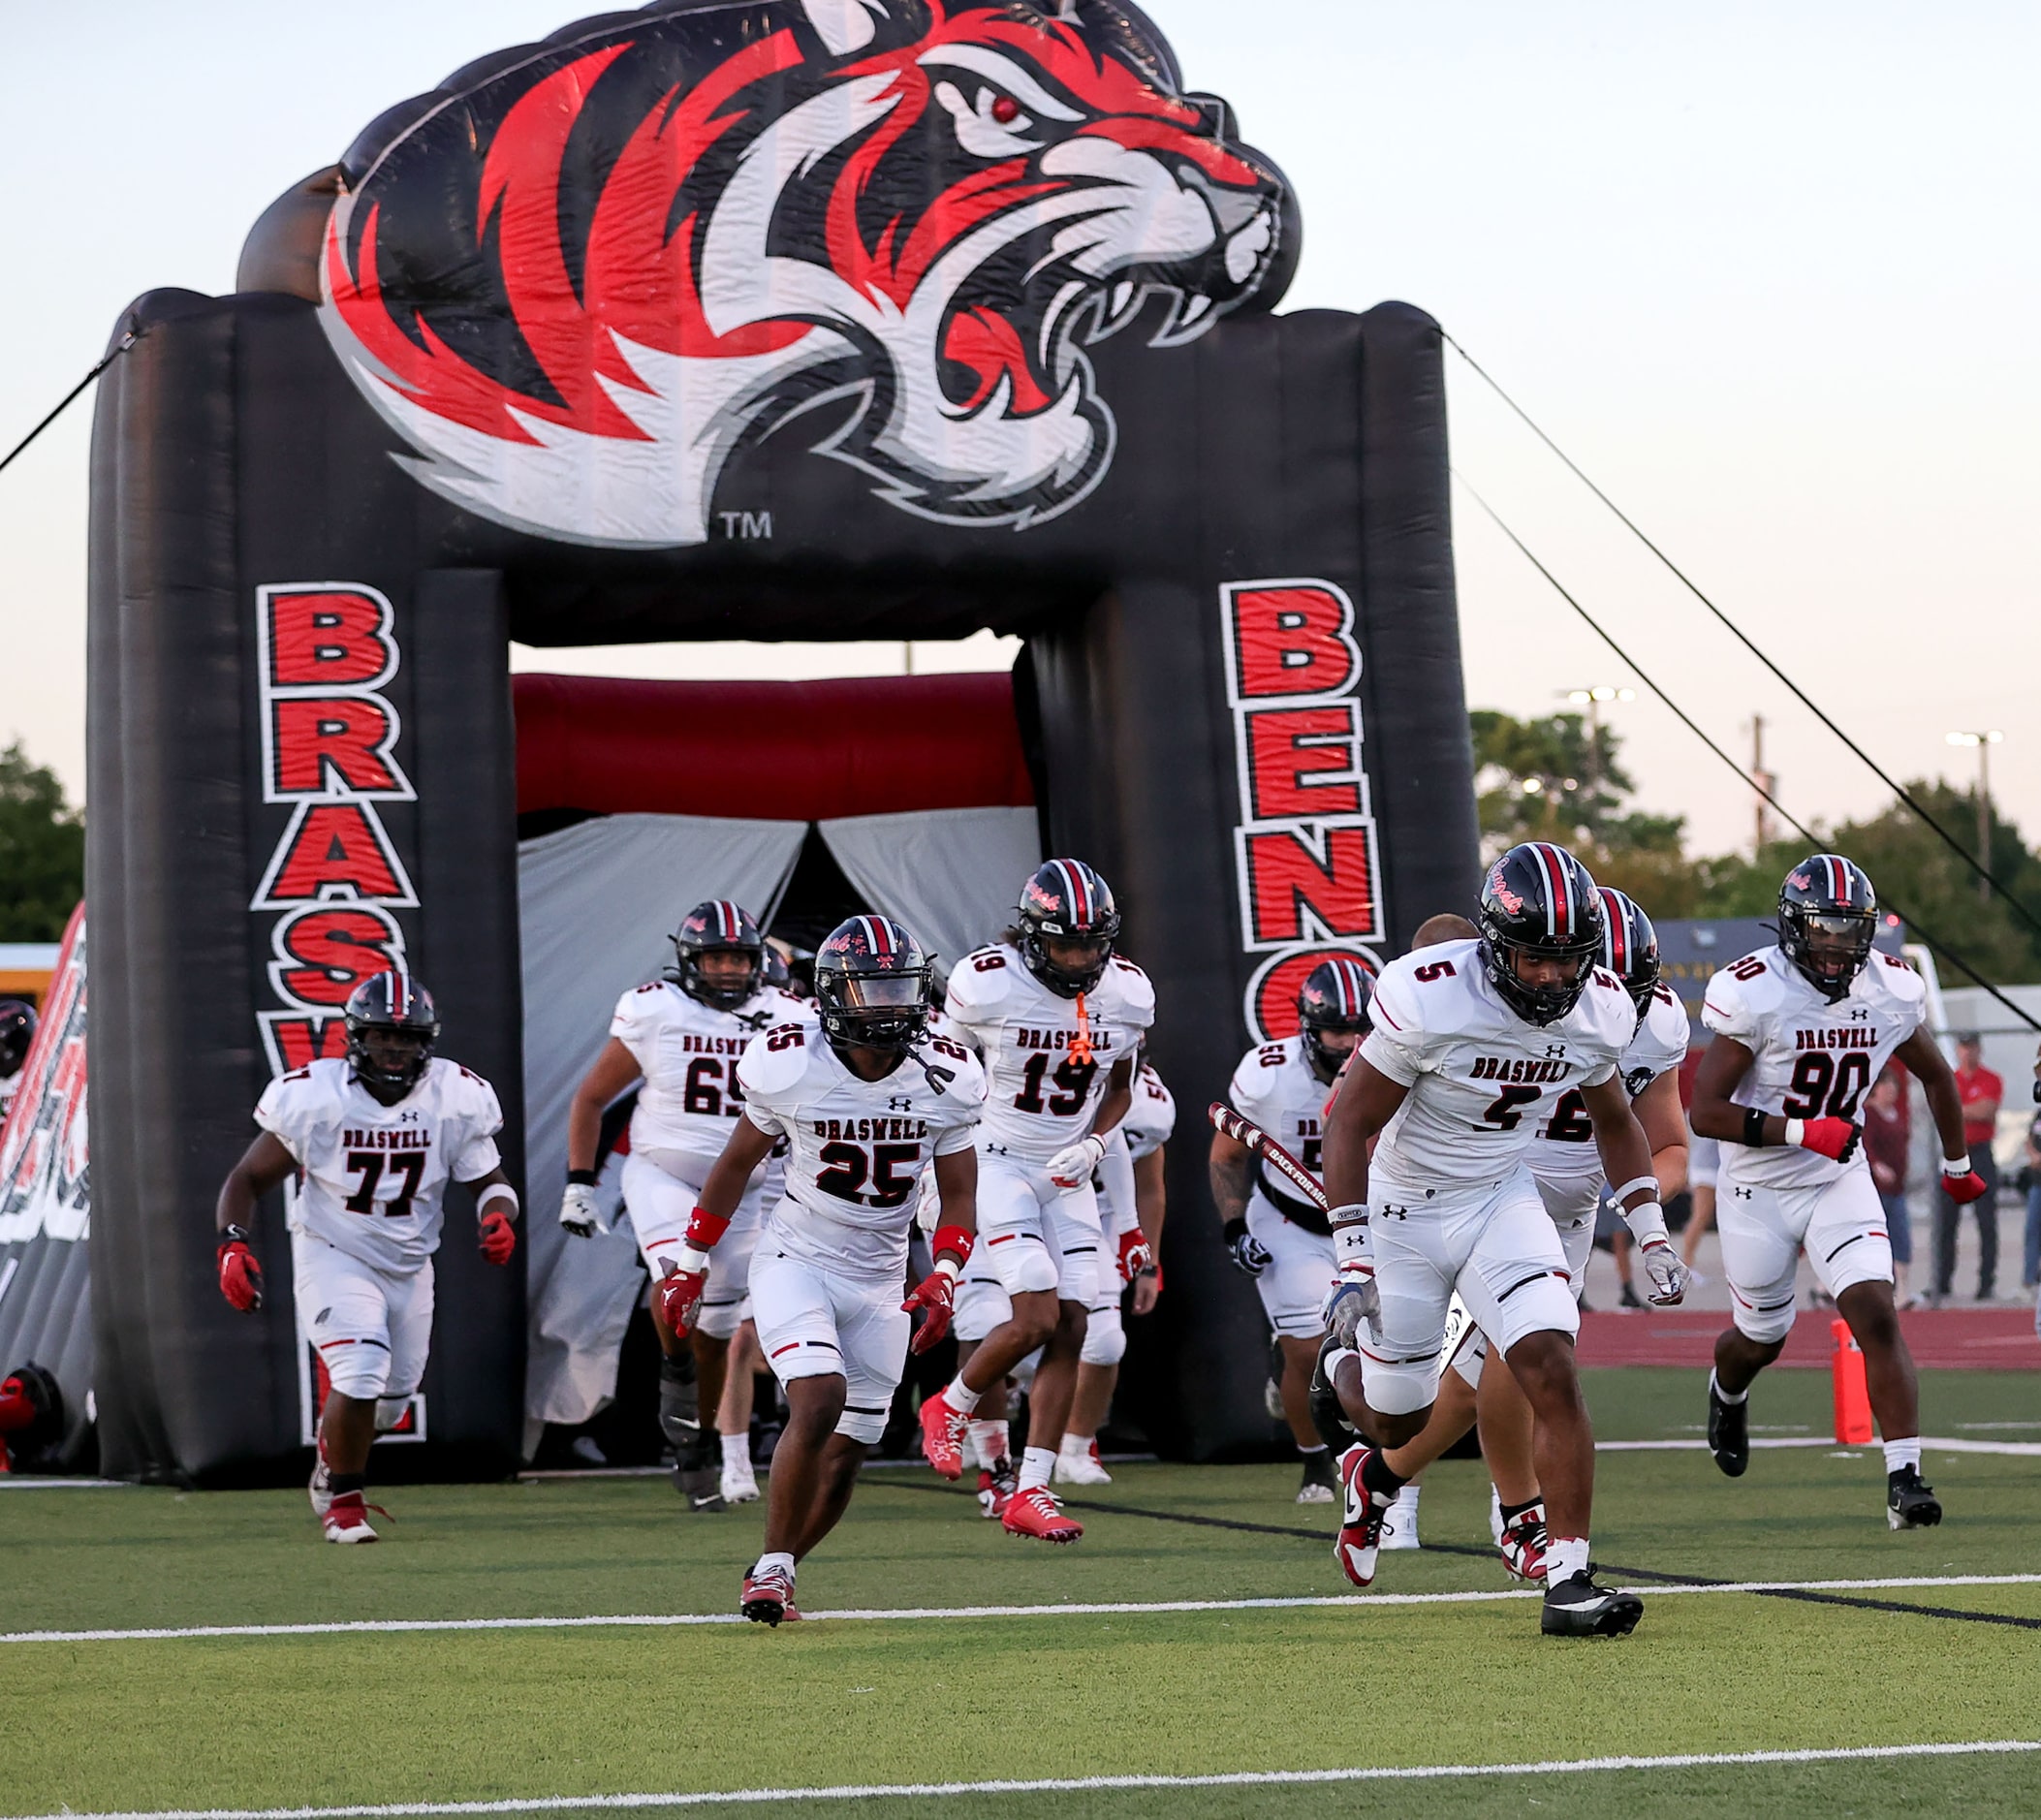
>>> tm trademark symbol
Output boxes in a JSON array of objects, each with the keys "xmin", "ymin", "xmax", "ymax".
[{"xmin": 718, "ymin": 511, "xmax": 773, "ymax": 540}]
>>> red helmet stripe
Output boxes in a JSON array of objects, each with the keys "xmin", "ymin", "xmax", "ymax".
[
  {"xmin": 1599, "ymin": 888, "xmax": 1626, "ymax": 974},
  {"xmin": 1825, "ymin": 856, "xmax": 1845, "ymax": 903},
  {"xmin": 1053, "ymin": 859, "xmax": 1090, "ymax": 926},
  {"xmin": 1532, "ymin": 844, "xmax": 1568, "ymax": 938}
]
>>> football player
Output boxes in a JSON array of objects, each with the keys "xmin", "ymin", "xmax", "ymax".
[
  {"xmin": 214, "ymin": 972, "xmax": 517, "ymax": 1543},
  {"xmin": 1316, "ymin": 843, "xmax": 1664, "ymax": 1637},
  {"xmin": 559, "ymin": 901, "xmax": 806, "ymax": 1510},
  {"xmin": 1347, "ymin": 893, "xmax": 1692, "ymax": 1579},
  {"xmin": 1689, "ymin": 855, "xmax": 1983, "ymax": 1528},
  {"xmin": 923, "ymin": 860, "xmax": 1155, "ymax": 1543},
  {"xmin": 1056, "ymin": 1057, "xmax": 1174, "ymax": 1484},
  {"xmin": 655, "ymin": 916, "xmax": 986, "ymax": 1624},
  {"xmin": 1212, "ymin": 957, "xmax": 1374, "ymax": 1505}
]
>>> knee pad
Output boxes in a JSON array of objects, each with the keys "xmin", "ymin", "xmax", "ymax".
[
  {"xmin": 833, "ymin": 1401, "xmax": 888, "ymax": 1445},
  {"xmin": 1081, "ymin": 1307, "xmax": 1126, "ymax": 1366},
  {"xmin": 1730, "ymin": 1285, "xmax": 1797, "ymax": 1346},
  {"xmin": 374, "ymin": 1396, "xmax": 413, "ymax": 1433},
  {"xmin": 319, "ymin": 1345, "xmax": 392, "ymax": 1403}
]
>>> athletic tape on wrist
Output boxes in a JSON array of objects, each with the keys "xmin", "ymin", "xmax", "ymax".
[
  {"xmin": 1611, "ymin": 1176, "xmax": 1658, "ymax": 1208},
  {"xmin": 478, "ymin": 1184, "xmax": 519, "ymax": 1222},
  {"xmin": 1941, "ymin": 1155, "xmax": 1972, "ymax": 1177}
]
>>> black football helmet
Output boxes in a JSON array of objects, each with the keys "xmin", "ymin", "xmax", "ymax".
[
  {"xmin": 1297, "ymin": 957, "xmax": 1375, "ymax": 1083},
  {"xmin": 1778, "ymin": 854, "xmax": 1877, "ymax": 1001},
  {"xmin": 1016, "ymin": 859, "xmax": 1122, "ymax": 997},
  {"xmin": 1596, "ymin": 888, "xmax": 1662, "ymax": 1013},
  {"xmin": 0, "ymin": 999, "xmax": 35, "ymax": 1081},
  {"xmin": 672, "ymin": 899, "xmax": 765, "ymax": 1010},
  {"xmin": 761, "ymin": 946, "xmax": 792, "ymax": 993},
  {"xmin": 344, "ymin": 969, "xmax": 440, "ymax": 1096},
  {"xmin": 814, "ymin": 916, "xmax": 933, "ymax": 1053},
  {"xmin": 1477, "ymin": 842, "xmax": 1606, "ymax": 1026}
]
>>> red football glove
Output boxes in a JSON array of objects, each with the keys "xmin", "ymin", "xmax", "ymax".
[
  {"xmin": 1942, "ymin": 1163, "xmax": 1990, "ymax": 1205},
  {"xmin": 217, "ymin": 1239, "xmax": 264, "ymax": 1312},
  {"xmin": 901, "ymin": 1269, "xmax": 958, "ymax": 1355},
  {"xmin": 1797, "ymin": 1117, "xmax": 1862, "ymax": 1164},
  {"xmin": 1117, "ymin": 1227, "xmax": 1154, "ymax": 1283},
  {"xmin": 656, "ymin": 1263, "xmax": 707, "ymax": 1337},
  {"xmin": 478, "ymin": 1209, "xmax": 518, "ymax": 1266}
]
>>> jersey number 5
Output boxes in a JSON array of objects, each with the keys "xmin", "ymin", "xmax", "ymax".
[{"xmin": 345, "ymin": 1151, "xmax": 424, "ymax": 1217}]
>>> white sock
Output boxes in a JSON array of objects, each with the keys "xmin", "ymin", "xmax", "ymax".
[
  {"xmin": 942, "ymin": 1375, "xmax": 982, "ymax": 1417},
  {"xmin": 1709, "ymin": 1368, "xmax": 1747, "ymax": 1406},
  {"xmin": 1546, "ymin": 1535, "xmax": 1589, "ymax": 1584},
  {"xmin": 720, "ymin": 1432, "xmax": 750, "ymax": 1469},
  {"xmin": 967, "ymin": 1419, "xmax": 1009, "ymax": 1467},
  {"xmin": 1298, "ymin": 1442, "xmax": 1328, "ymax": 1459},
  {"xmin": 1058, "ymin": 1432, "xmax": 1090, "ymax": 1458},
  {"xmin": 1391, "ymin": 1482, "xmax": 1420, "ymax": 1509},
  {"xmin": 755, "ymin": 1551, "xmax": 795, "ymax": 1578},
  {"xmin": 1019, "ymin": 1445, "xmax": 1056, "ymax": 1492},
  {"xmin": 1884, "ymin": 1438, "xmax": 1922, "ymax": 1476}
]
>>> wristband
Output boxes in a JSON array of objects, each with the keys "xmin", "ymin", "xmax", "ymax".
[
  {"xmin": 566, "ymin": 1168, "xmax": 600, "ymax": 1188},
  {"xmin": 1941, "ymin": 1155, "xmax": 1974, "ymax": 1177},
  {"xmin": 1333, "ymin": 1219, "xmax": 1372, "ymax": 1269},
  {"xmin": 222, "ymin": 1224, "xmax": 254, "ymax": 1247},
  {"xmin": 683, "ymin": 1206, "xmax": 732, "ymax": 1250},
  {"xmin": 1222, "ymin": 1215, "xmax": 1249, "ymax": 1246},
  {"xmin": 1742, "ymin": 1107, "xmax": 1768, "ymax": 1148},
  {"xmin": 478, "ymin": 1184, "xmax": 519, "ymax": 1222},
  {"xmin": 929, "ymin": 1222, "xmax": 975, "ymax": 1268},
  {"xmin": 1783, "ymin": 1117, "xmax": 1806, "ymax": 1148},
  {"xmin": 1610, "ymin": 1176, "xmax": 1659, "ymax": 1208}
]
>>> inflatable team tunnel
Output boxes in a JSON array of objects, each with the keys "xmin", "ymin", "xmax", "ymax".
[{"xmin": 86, "ymin": 0, "xmax": 1478, "ymax": 1483}]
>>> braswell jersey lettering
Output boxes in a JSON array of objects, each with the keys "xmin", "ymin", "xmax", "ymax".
[
  {"xmin": 257, "ymin": 1056, "xmax": 503, "ymax": 1274},
  {"xmin": 1360, "ymin": 938, "xmax": 1633, "ymax": 1192},
  {"xmin": 611, "ymin": 980, "xmax": 810, "ymax": 1169},
  {"xmin": 944, "ymin": 943, "xmax": 1155, "ymax": 1162},
  {"xmin": 1228, "ymin": 1034, "xmax": 1334, "ymax": 1188},
  {"xmin": 1527, "ymin": 985, "xmax": 1692, "ymax": 1186},
  {"xmin": 1702, "ymin": 945, "xmax": 1926, "ymax": 1191},
  {"xmin": 738, "ymin": 1020, "xmax": 985, "ymax": 1277}
]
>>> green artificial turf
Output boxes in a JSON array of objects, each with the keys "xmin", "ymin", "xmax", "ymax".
[{"xmin": 6, "ymin": 1368, "xmax": 2037, "ymax": 1818}]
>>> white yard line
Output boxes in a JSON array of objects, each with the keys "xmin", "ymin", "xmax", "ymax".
[
  {"xmin": 8, "ymin": 1575, "xmax": 2039, "ymax": 1647},
  {"xmin": 1598, "ymin": 1435, "xmax": 2041, "ymax": 1457},
  {"xmin": 14, "ymin": 1739, "xmax": 2040, "ymax": 1818}
]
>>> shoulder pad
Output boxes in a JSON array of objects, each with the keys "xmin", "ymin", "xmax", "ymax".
[
  {"xmin": 917, "ymin": 1039, "xmax": 988, "ymax": 1104},
  {"xmin": 947, "ymin": 947, "xmax": 1019, "ymax": 1015},
  {"xmin": 1871, "ymin": 951, "xmax": 1926, "ymax": 1007},
  {"xmin": 737, "ymin": 1022, "xmax": 817, "ymax": 1101},
  {"xmin": 1107, "ymin": 956, "xmax": 1155, "ymax": 1019}
]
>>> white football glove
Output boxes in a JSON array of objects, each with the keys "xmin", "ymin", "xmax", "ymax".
[
  {"xmin": 559, "ymin": 1182, "xmax": 607, "ymax": 1239},
  {"xmin": 1640, "ymin": 1238, "xmax": 1688, "ymax": 1307},
  {"xmin": 1047, "ymin": 1134, "xmax": 1107, "ymax": 1189}
]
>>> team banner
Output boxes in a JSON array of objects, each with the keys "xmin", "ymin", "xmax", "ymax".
[
  {"xmin": 88, "ymin": 0, "xmax": 1473, "ymax": 1475},
  {"xmin": 0, "ymin": 904, "xmax": 93, "ymax": 1468}
]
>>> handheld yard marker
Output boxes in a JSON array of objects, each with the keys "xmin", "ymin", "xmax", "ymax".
[{"xmin": 1207, "ymin": 1102, "xmax": 1331, "ymax": 1212}]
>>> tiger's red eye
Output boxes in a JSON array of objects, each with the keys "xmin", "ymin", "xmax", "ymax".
[{"xmin": 991, "ymin": 95, "xmax": 1020, "ymax": 125}]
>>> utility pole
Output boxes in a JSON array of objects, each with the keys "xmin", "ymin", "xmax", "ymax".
[
  {"xmin": 1946, "ymin": 730, "xmax": 2003, "ymax": 902},
  {"xmin": 1562, "ymin": 685, "xmax": 1634, "ymax": 835},
  {"xmin": 1749, "ymin": 716, "xmax": 1776, "ymax": 857}
]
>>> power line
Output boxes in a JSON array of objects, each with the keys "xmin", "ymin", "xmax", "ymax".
[
  {"xmin": 1443, "ymin": 332, "xmax": 2041, "ymax": 951},
  {"xmin": 0, "ymin": 323, "xmax": 141, "ymax": 482},
  {"xmin": 1456, "ymin": 472, "xmax": 2041, "ymax": 1037}
]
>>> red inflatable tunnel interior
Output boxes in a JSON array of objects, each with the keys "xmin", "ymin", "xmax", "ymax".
[{"xmin": 514, "ymin": 672, "xmax": 1038, "ymax": 823}]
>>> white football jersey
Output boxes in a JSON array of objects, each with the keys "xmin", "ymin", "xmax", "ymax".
[
  {"xmin": 258, "ymin": 1056, "xmax": 502, "ymax": 1273},
  {"xmin": 1702, "ymin": 944, "xmax": 1927, "ymax": 1190},
  {"xmin": 945, "ymin": 943, "xmax": 1155, "ymax": 1163},
  {"xmin": 1528, "ymin": 984, "xmax": 1692, "ymax": 1187},
  {"xmin": 739, "ymin": 1020, "xmax": 986, "ymax": 1277},
  {"xmin": 1227, "ymin": 1034, "xmax": 1336, "ymax": 1233},
  {"xmin": 1360, "ymin": 938, "xmax": 1635, "ymax": 1195},
  {"xmin": 610, "ymin": 979, "xmax": 811, "ymax": 1171},
  {"xmin": 1096, "ymin": 1064, "xmax": 1177, "ymax": 1239}
]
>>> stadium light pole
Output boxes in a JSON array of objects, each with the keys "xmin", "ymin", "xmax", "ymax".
[
  {"xmin": 1946, "ymin": 730, "xmax": 2003, "ymax": 903},
  {"xmin": 1562, "ymin": 686, "xmax": 1635, "ymax": 832}
]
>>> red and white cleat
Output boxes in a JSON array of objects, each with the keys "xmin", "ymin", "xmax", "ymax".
[
  {"xmin": 322, "ymin": 1491, "xmax": 384, "ymax": 1545},
  {"xmin": 977, "ymin": 1459, "xmax": 1017, "ymax": 1521},
  {"xmin": 740, "ymin": 1562, "xmax": 799, "ymax": 1626},
  {"xmin": 1500, "ymin": 1505, "xmax": 1550, "ymax": 1584},
  {"xmin": 1053, "ymin": 1437, "xmax": 1112, "ymax": 1486},
  {"xmin": 1002, "ymin": 1486, "xmax": 1083, "ymax": 1544},
  {"xmin": 1334, "ymin": 1445, "xmax": 1388, "ymax": 1588},
  {"xmin": 919, "ymin": 1392, "xmax": 968, "ymax": 1480},
  {"xmin": 308, "ymin": 1438, "xmax": 332, "ymax": 1520}
]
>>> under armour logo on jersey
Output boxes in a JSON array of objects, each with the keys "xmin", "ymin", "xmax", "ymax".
[
  {"xmin": 399, "ymin": 1110, "xmax": 421, "ymax": 1122},
  {"xmin": 1545, "ymin": 1044, "xmax": 1567, "ymax": 1059},
  {"xmin": 888, "ymin": 1096, "xmax": 915, "ymax": 1112},
  {"xmin": 1849, "ymin": 1008, "xmax": 1869, "ymax": 1021}
]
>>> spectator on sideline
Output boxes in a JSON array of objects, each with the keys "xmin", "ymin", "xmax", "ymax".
[
  {"xmin": 1933, "ymin": 1033, "xmax": 2000, "ymax": 1302},
  {"xmin": 2024, "ymin": 1043, "xmax": 2041, "ymax": 1295},
  {"xmin": 1863, "ymin": 1069, "xmax": 1917, "ymax": 1309}
]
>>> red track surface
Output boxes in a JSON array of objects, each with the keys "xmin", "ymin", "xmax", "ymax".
[{"xmin": 1577, "ymin": 1305, "xmax": 2041, "ymax": 1371}]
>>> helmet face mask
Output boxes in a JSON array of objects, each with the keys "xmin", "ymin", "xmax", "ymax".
[
  {"xmin": 1777, "ymin": 856, "xmax": 1877, "ymax": 1002},
  {"xmin": 1016, "ymin": 860, "xmax": 1121, "ymax": 998},
  {"xmin": 1296, "ymin": 957, "xmax": 1375, "ymax": 1083},
  {"xmin": 344, "ymin": 971, "xmax": 440, "ymax": 1100},
  {"xmin": 815, "ymin": 917, "xmax": 932, "ymax": 1055},
  {"xmin": 1478, "ymin": 843, "xmax": 1605, "ymax": 1027},
  {"xmin": 672, "ymin": 899, "xmax": 765, "ymax": 1011}
]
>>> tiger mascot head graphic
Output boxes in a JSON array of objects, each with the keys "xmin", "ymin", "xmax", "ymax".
[{"xmin": 321, "ymin": 0, "xmax": 1296, "ymax": 547}]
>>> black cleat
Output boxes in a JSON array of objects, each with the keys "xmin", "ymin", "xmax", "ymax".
[
  {"xmin": 1708, "ymin": 1380, "xmax": 1749, "ymax": 1478},
  {"xmin": 1296, "ymin": 1448, "xmax": 1338, "ymax": 1505},
  {"xmin": 1887, "ymin": 1466, "xmax": 1942, "ymax": 1530},
  {"xmin": 657, "ymin": 1354, "xmax": 701, "ymax": 1454},
  {"xmin": 1541, "ymin": 1570, "xmax": 1644, "ymax": 1638},
  {"xmin": 673, "ymin": 1430, "xmax": 725, "ymax": 1512},
  {"xmin": 1308, "ymin": 1332, "xmax": 1359, "ymax": 1454}
]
